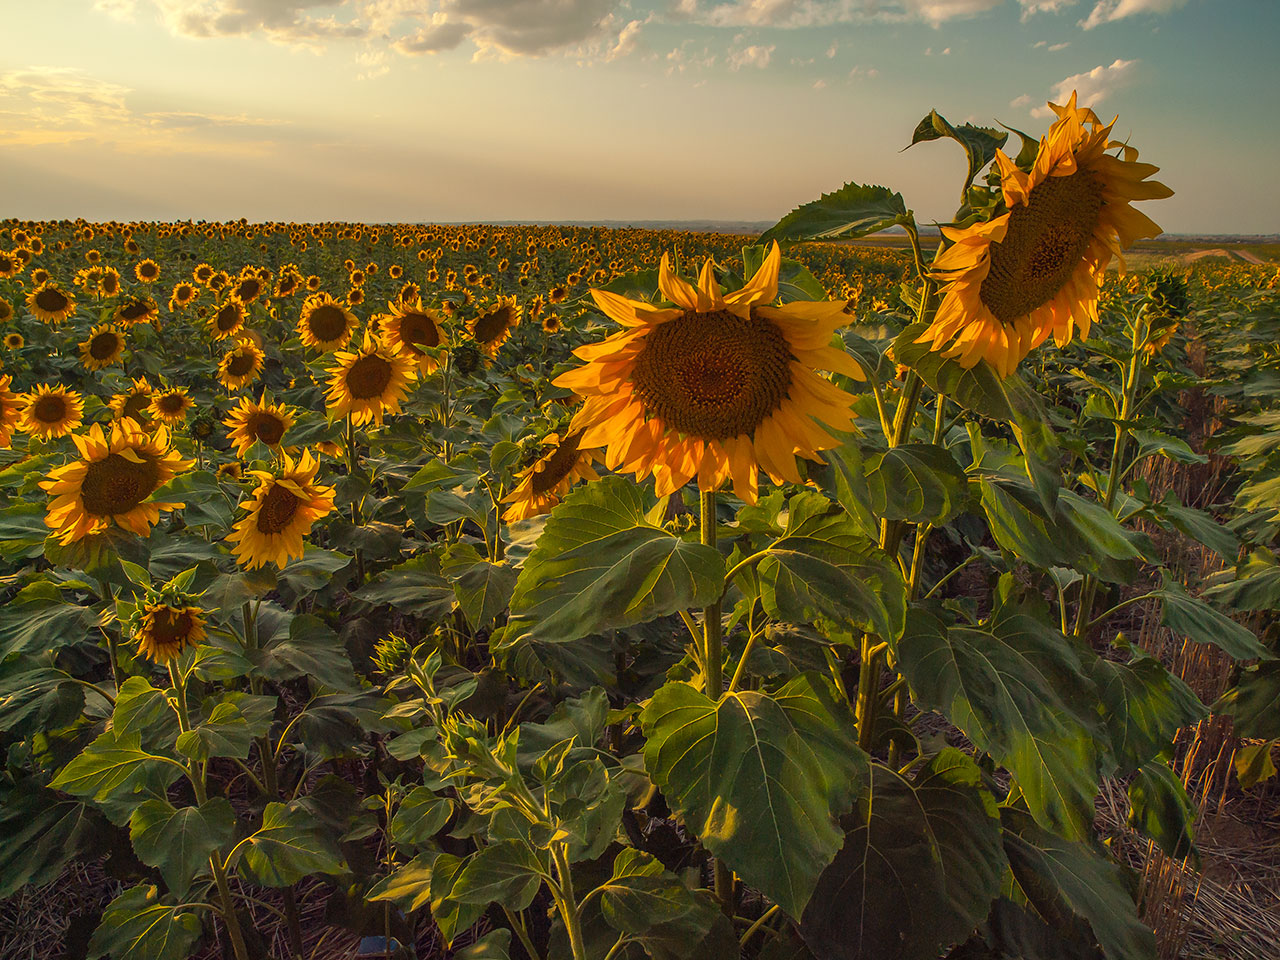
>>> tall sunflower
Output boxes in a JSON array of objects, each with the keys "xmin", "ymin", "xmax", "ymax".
[
  {"xmin": 0, "ymin": 376, "xmax": 20, "ymax": 448},
  {"xmin": 468, "ymin": 296, "xmax": 521, "ymax": 358},
  {"xmin": 109, "ymin": 378, "xmax": 154, "ymax": 425},
  {"xmin": 218, "ymin": 338, "xmax": 266, "ymax": 390},
  {"xmin": 208, "ymin": 299, "xmax": 247, "ymax": 341},
  {"xmin": 501, "ymin": 431, "xmax": 600, "ymax": 522},
  {"xmin": 40, "ymin": 420, "xmax": 193, "ymax": 544},
  {"xmin": 19, "ymin": 385, "xmax": 84, "ymax": 439},
  {"xmin": 914, "ymin": 91, "xmax": 1173, "ymax": 376},
  {"xmin": 79, "ymin": 324, "xmax": 127, "ymax": 371},
  {"xmin": 135, "ymin": 602, "xmax": 206, "ymax": 663},
  {"xmin": 134, "ymin": 259, "xmax": 161, "ymax": 283},
  {"xmin": 324, "ymin": 332, "xmax": 415, "ymax": 426},
  {"xmin": 379, "ymin": 299, "xmax": 447, "ymax": 373},
  {"xmin": 554, "ymin": 243, "xmax": 861, "ymax": 504},
  {"xmin": 298, "ymin": 293, "xmax": 358, "ymax": 352},
  {"xmin": 150, "ymin": 387, "xmax": 193, "ymax": 425},
  {"xmin": 224, "ymin": 395, "xmax": 296, "ymax": 457},
  {"xmin": 226, "ymin": 450, "xmax": 335, "ymax": 568},
  {"xmin": 27, "ymin": 282, "xmax": 76, "ymax": 323}
]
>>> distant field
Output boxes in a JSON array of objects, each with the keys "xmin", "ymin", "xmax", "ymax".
[{"xmin": 842, "ymin": 233, "xmax": 1280, "ymax": 267}]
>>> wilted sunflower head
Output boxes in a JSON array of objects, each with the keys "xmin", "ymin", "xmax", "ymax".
[
  {"xmin": 20, "ymin": 385, "xmax": 84, "ymax": 439},
  {"xmin": 135, "ymin": 602, "xmax": 206, "ymax": 664},
  {"xmin": 79, "ymin": 324, "xmax": 127, "ymax": 371}
]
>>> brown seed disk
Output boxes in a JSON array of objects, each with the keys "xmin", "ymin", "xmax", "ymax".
[
  {"xmin": 345, "ymin": 354, "xmax": 393, "ymax": 400},
  {"xmin": 630, "ymin": 309, "xmax": 794, "ymax": 442},
  {"xmin": 90, "ymin": 332, "xmax": 120, "ymax": 360},
  {"xmin": 33, "ymin": 394, "xmax": 68, "ymax": 423},
  {"xmin": 307, "ymin": 305, "xmax": 349, "ymax": 342},
  {"xmin": 530, "ymin": 433, "xmax": 582, "ymax": 495},
  {"xmin": 80, "ymin": 453, "xmax": 160, "ymax": 516},
  {"xmin": 256, "ymin": 483, "xmax": 301, "ymax": 534},
  {"xmin": 247, "ymin": 412, "xmax": 286, "ymax": 446}
]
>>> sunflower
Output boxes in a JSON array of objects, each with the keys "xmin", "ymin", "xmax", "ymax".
[
  {"xmin": 0, "ymin": 250, "xmax": 19, "ymax": 279},
  {"xmin": 193, "ymin": 263, "xmax": 215, "ymax": 285},
  {"xmin": 324, "ymin": 333, "xmax": 415, "ymax": 426},
  {"xmin": 19, "ymin": 385, "xmax": 85, "ymax": 439},
  {"xmin": 216, "ymin": 461, "xmax": 243, "ymax": 481},
  {"xmin": 40, "ymin": 419, "xmax": 193, "ymax": 544},
  {"xmin": 134, "ymin": 259, "xmax": 161, "ymax": 283},
  {"xmin": 218, "ymin": 338, "xmax": 266, "ymax": 390},
  {"xmin": 226, "ymin": 449, "xmax": 335, "ymax": 568},
  {"xmin": 468, "ymin": 296, "xmax": 521, "ymax": 358},
  {"xmin": 380, "ymin": 299, "xmax": 447, "ymax": 373},
  {"xmin": 0, "ymin": 298, "xmax": 13, "ymax": 323},
  {"xmin": 135, "ymin": 603, "xmax": 206, "ymax": 664},
  {"xmin": 0, "ymin": 376, "xmax": 20, "ymax": 448},
  {"xmin": 501, "ymin": 431, "xmax": 600, "ymax": 522},
  {"xmin": 555, "ymin": 243, "xmax": 860, "ymax": 504},
  {"xmin": 207, "ymin": 299, "xmax": 247, "ymax": 341},
  {"xmin": 150, "ymin": 387, "xmax": 193, "ymax": 425},
  {"xmin": 298, "ymin": 293, "xmax": 358, "ymax": 352},
  {"xmin": 27, "ymin": 282, "xmax": 76, "ymax": 323},
  {"xmin": 169, "ymin": 281, "xmax": 199, "ymax": 310},
  {"xmin": 4, "ymin": 332, "xmax": 23, "ymax": 350},
  {"xmin": 109, "ymin": 378, "xmax": 154, "ymax": 425},
  {"xmin": 79, "ymin": 324, "xmax": 127, "ymax": 371},
  {"xmin": 231, "ymin": 272, "xmax": 264, "ymax": 305},
  {"xmin": 114, "ymin": 294, "xmax": 160, "ymax": 327},
  {"xmin": 914, "ymin": 91, "xmax": 1173, "ymax": 376},
  {"xmin": 224, "ymin": 396, "xmax": 296, "ymax": 457}
]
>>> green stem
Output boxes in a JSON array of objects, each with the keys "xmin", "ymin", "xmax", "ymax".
[
  {"xmin": 700, "ymin": 490, "xmax": 723, "ymax": 698},
  {"xmin": 210, "ymin": 855, "xmax": 252, "ymax": 960},
  {"xmin": 551, "ymin": 844, "xmax": 587, "ymax": 960},
  {"xmin": 740, "ymin": 904, "xmax": 781, "ymax": 949},
  {"xmin": 502, "ymin": 905, "xmax": 543, "ymax": 960}
]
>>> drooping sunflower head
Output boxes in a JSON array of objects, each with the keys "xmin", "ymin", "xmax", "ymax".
[
  {"xmin": 0, "ymin": 298, "xmax": 13, "ymax": 323},
  {"xmin": 217, "ymin": 338, "xmax": 266, "ymax": 391},
  {"xmin": 109, "ymin": 378, "xmax": 154, "ymax": 425},
  {"xmin": 0, "ymin": 376, "xmax": 22, "ymax": 448},
  {"xmin": 298, "ymin": 292, "xmax": 358, "ymax": 352},
  {"xmin": 915, "ymin": 90, "xmax": 1173, "ymax": 376},
  {"xmin": 135, "ymin": 602, "xmax": 207, "ymax": 663},
  {"xmin": 226, "ymin": 449, "xmax": 336, "ymax": 569},
  {"xmin": 379, "ymin": 298, "xmax": 447, "ymax": 373},
  {"xmin": 467, "ymin": 296, "xmax": 521, "ymax": 358},
  {"xmin": 19, "ymin": 385, "xmax": 85, "ymax": 439},
  {"xmin": 501, "ymin": 430, "xmax": 601, "ymax": 522},
  {"xmin": 223, "ymin": 395, "xmax": 296, "ymax": 457},
  {"xmin": 324, "ymin": 332, "xmax": 415, "ymax": 426},
  {"xmin": 114, "ymin": 294, "xmax": 160, "ymax": 327},
  {"xmin": 27, "ymin": 282, "xmax": 76, "ymax": 324},
  {"xmin": 39, "ymin": 419, "xmax": 194, "ymax": 544},
  {"xmin": 554, "ymin": 242, "xmax": 861, "ymax": 504},
  {"xmin": 79, "ymin": 324, "xmax": 127, "ymax": 371},
  {"xmin": 134, "ymin": 259, "xmax": 161, "ymax": 283},
  {"xmin": 149, "ymin": 387, "xmax": 194, "ymax": 425},
  {"xmin": 208, "ymin": 298, "xmax": 247, "ymax": 341}
]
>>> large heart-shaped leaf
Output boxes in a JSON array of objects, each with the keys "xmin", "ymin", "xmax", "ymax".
[
  {"xmin": 761, "ymin": 183, "xmax": 909, "ymax": 244},
  {"xmin": 87, "ymin": 885, "xmax": 203, "ymax": 960},
  {"xmin": 238, "ymin": 800, "xmax": 345, "ymax": 887},
  {"xmin": 864, "ymin": 443, "xmax": 969, "ymax": 525},
  {"xmin": 640, "ymin": 673, "xmax": 867, "ymax": 917},
  {"xmin": 1088, "ymin": 649, "xmax": 1205, "ymax": 776},
  {"xmin": 129, "ymin": 797, "xmax": 235, "ymax": 898}
]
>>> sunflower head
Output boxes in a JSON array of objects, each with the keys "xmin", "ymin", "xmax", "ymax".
[
  {"xmin": 0, "ymin": 298, "xmax": 13, "ymax": 324},
  {"xmin": 380, "ymin": 299, "xmax": 448, "ymax": 373},
  {"xmin": 324, "ymin": 332, "xmax": 415, "ymax": 426},
  {"xmin": 135, "ymin": 602, "xmax": 207, "ymax": 663},
  {"xmin": 553, "ymin": 242, "xmax": 861, "ymax": 504},
  {"xmin": 208, "ymin": 299, "xmax": 247, "ymax": 341},
  {"xmin": 501, "ymin": 430, "xmax": 600, "ymax": 522},
  {"xmin": 224, "ymin": 395, "xmax": 297, "ymax": 457},
  {"xmin": 27, "ymin": 282, "xmax": 76, "ymax": 324},
  {"xmin": 218, "ymin": 338, "xmax": 266, "ymax": 391},
  {"xmin": 135, "ymin": 259, "xmax": 161, "ymax": 283},
  {"xmin": 0, "ymin": 376, "xmax": 21, "ymax": 448},
  {"xmin": 467, "ymin": 296, "xmax": 521, "ymax": 358},
  {"xmin": 19, "ymin": 385, "xmax": 84, "ymax": 439},
  {"xmin": 115, "ymin": 295, "xmax": 159, "ymax": 326},
  {"xmin": 915, "ymin": 90, "xmax": 1173, "ymax": 375},
  {"xmin": 225, "ymin": 449, "xmax": 336, "ymax": 569},
  {"xmin": 39, "ymin": 419, "xmax": 194, "ymax": 544},
  {"xmin": 109, "ymin": 378, "xmax": 155, "ymax": 425},
  {"xmin": 150, "ymin": 387, "xmax": 193, "ymax": 425},
  {"xmin": 79, "ymin": 324, "xmax": 126, "ymax": 371},
  {"xmin": 3, "ymin": 332, "xmax": 23, "ymax": 350},
  {"xmin": 298, "ymin": 292, "xmax": 358, "ymax": 352}
]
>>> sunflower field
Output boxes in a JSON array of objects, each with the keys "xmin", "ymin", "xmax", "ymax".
[{"xmin": 2, "ymin": 95, "xmax": 1280, "ymax": 960}]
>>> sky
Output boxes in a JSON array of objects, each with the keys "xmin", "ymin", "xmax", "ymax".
[{"xmin": 0, "ymin": 0, "xmax": 1276, "ymax": 234}]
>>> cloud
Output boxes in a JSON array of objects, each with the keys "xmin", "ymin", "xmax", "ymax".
[
  {"xmin": 392, "ymin": 13, "xmax": 471, "ymax": 54},
  {"xmin": 1030, "ymin": 57, "xmax": 1138, "ymax": 116},
  {"xmin": 606, "ymin": 18, "xmax": 644, "ymax": 60},
  {"xmin": 813, "ymin": 78, "xmax": 826, "ymax": 88},
  {"xmin": 727, "ymin": 43, "xmax": 775, "ymax": 69},
  {"xmin": 1081, "ymin": 0, "xmax": 1188, "ymax": 29},
  {"xmin": 93, "ymin": 0, "xmax": 140, "ymax": 19},
  {"xmin": 1017, "ymin": 0, "xmax": 1076, "ymax": 18},
  {"xmin": 151, "ymin": 0, "xmax": 366, "ymax": 48},
  {"xmin": 1048, "ymin": 40, "xmax": 1069, "ymax": 50},
  {"xmin": 1010, "ymin": 93, "xmax": 1032, "ymax": 108},
  {"xmin": 848, "ymin": 64, "xmax": 878, "ymax": 78}
]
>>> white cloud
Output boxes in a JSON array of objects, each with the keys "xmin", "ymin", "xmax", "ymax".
[
  {"xmin": 1017, "ymin": 0, "xmax": 1076, "ymax": 19},
  {"xmin": 93, "ymin": 0, "xmax": 139, "ymax": 19},
  {"xmin": 393, "ymin": 14, "xmax": 470, "ymax": 54},
  {"xmin": 826, "ymin": 40, "xmax": 838, "ymax": 57},
  {"xmin": 1082, "ymin": 0, "xmax": 1188, "ymax": 29},
  {"xmin": 1033, "ymin": 39, "xmax": 1047, "ymax": 47},
  {"xmin": 848, "ymin": 64, "xmax": 878, "ymax": 78},
  {"xmin": 1010, "ymin": 93, "xmax": 1032, "ymax": 108},
  {"xmin": 605, "ymin": 18, "xmax": 644, "ymax": 59},
  {"xmin": 813, "ymin": 78, "xmax": 826, "ymax": 88},
  {"xmin": 728, "ymin": 43, "xmax": 775, "ymax": 69},
  {"xmin": 1030, "ymin": 57, "xmax": 1138, "ymax": 117}
]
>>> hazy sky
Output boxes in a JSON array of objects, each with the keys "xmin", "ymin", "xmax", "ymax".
[{"xmin": 1, "ymin": 0, "xmax": 1275, "ymax": 233}]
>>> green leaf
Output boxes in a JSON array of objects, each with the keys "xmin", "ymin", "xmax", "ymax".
[
  {"xmin": 799, "ymin": 750, "xmax": 1006, "ymax": 960},
  {"xmin": 455, "ymin": 929, "xmax": 512, "ymax": 960},
  {"xmin": 159, "ymin": 469, "xmax": 235, "ymax": 530},
  {"xmin": 1002, "ymin": 809, "xmax": 1157, "ymax": 960},
  {"xmin": 864, "ymin": 443, "xmax": 969, "ymax": 525},
  {"xmin": 820, "ymin": 441, "xmax": 878, "ymax": 539},
  {"xmin": 390, "ymin": 787, "xmax": 453, "ymax": 850},
  {"xmin": 1089, "ymin": 650, "xmax": 1205, "ymax": 776},
  {"xmin": 1214, "ymin": 660, "xmax": 1280, "ymax": 739},
  {"xmin": 0, "ymin": 783, "xmax": 102, "ymax": 897},
  {"xmin": 1130, "ymin": 429, "xmax": 1206, "ymax": 465},
  {"xmin": 742, "ymin": 244, "xmax": 829, "ymax": 301},
  {"xmin": 600, "ymin": 849, "xmax": 725, "ymax": 959},
  {"xmin": 1234, "ymin": 740, "xmax": 1277, "ymax": 788},
  {"xmin": 1127, "ymin": 761, "xmax": 1197, "ymax": 862},
  {"xmin": 175, "ymin": 701, "xmax": 256, "ymax": 762},
  {"xmin": 505, "ymin": 476, "xmax": 723, "ymax": 646},
  {"xmin": 0, "ymin": 580, "xmax": 97, "ymax": 659},
  {"xmin": 1156, "ymin": 581, "xmax": 1269, "ymax": 660},
  {"xmin": 443, "ymin": 545, "xmax": 518, "ymax": 632},
  {"xmin": 0, "ymin": 501, "xmax": 52, "ymax": 561},
  {"xmin": 761, "ymin": 182, "xmax": 909, "ymax": 244},
  {"xmin": 640, "ymin": 673, "xmax": 867, "ymax": 917},
  {"xmin": 252, "ymin": 609, "xmax": 360, "ymax": 692},
  {"xmin": 87, "ymin": 885, "xmax": 203, "ymax": 960},
  {"xmin": 277, "ymin": 546, "xmax": 352, "ymax": 600},
  {"xmin": 51, "ymin": 729, "xmax": 183, "ymax": 806},
  {"xmin": 112, "ymin": 678, "xmax": 175, "ymax": 740},
  {"xmin": 129, "ymin": 797, "xmax": 235, "ymax": 898},
  {"xmin": 0, "ymin": 660, "xmax": 85, "ymax": 734},
  {"xmin": 895, "ymin": 608, "xmax": 1100, "ymax": 839},
  {"xmin": 448, "ymin": 840, "xmax": 547, "ymax": 910},
  {"xmin": 427, "ymin": 488, "xmax": 490, "ymax": 528},
  {"xmin": 758, "ymin": 493, "xmax": 906, "ymax": 642},
  {"xmin": 367, "ymin": 853, "xmax": 438, "ymax": 913},
  {"xmin": 355, "ymin": 554, "xmax": 456, "ymax": 619},
  {"xmin": 239, "ymin": 800, "xmax": 345, "ymax": 887},
  {"xmin": 908, "ymin": 109, "xmax": 1008, "ymax": 192},
  {"xmin": 429, "ymin": 853, "xmax": 489, "ymax": 944},
  {"xmin": 1157, "ymin": 496, "xmax": 1238, "ymax": 561},
  {"xmin": 892, "ymin": 324, "xmax": 1016, "ymax": 421}
]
